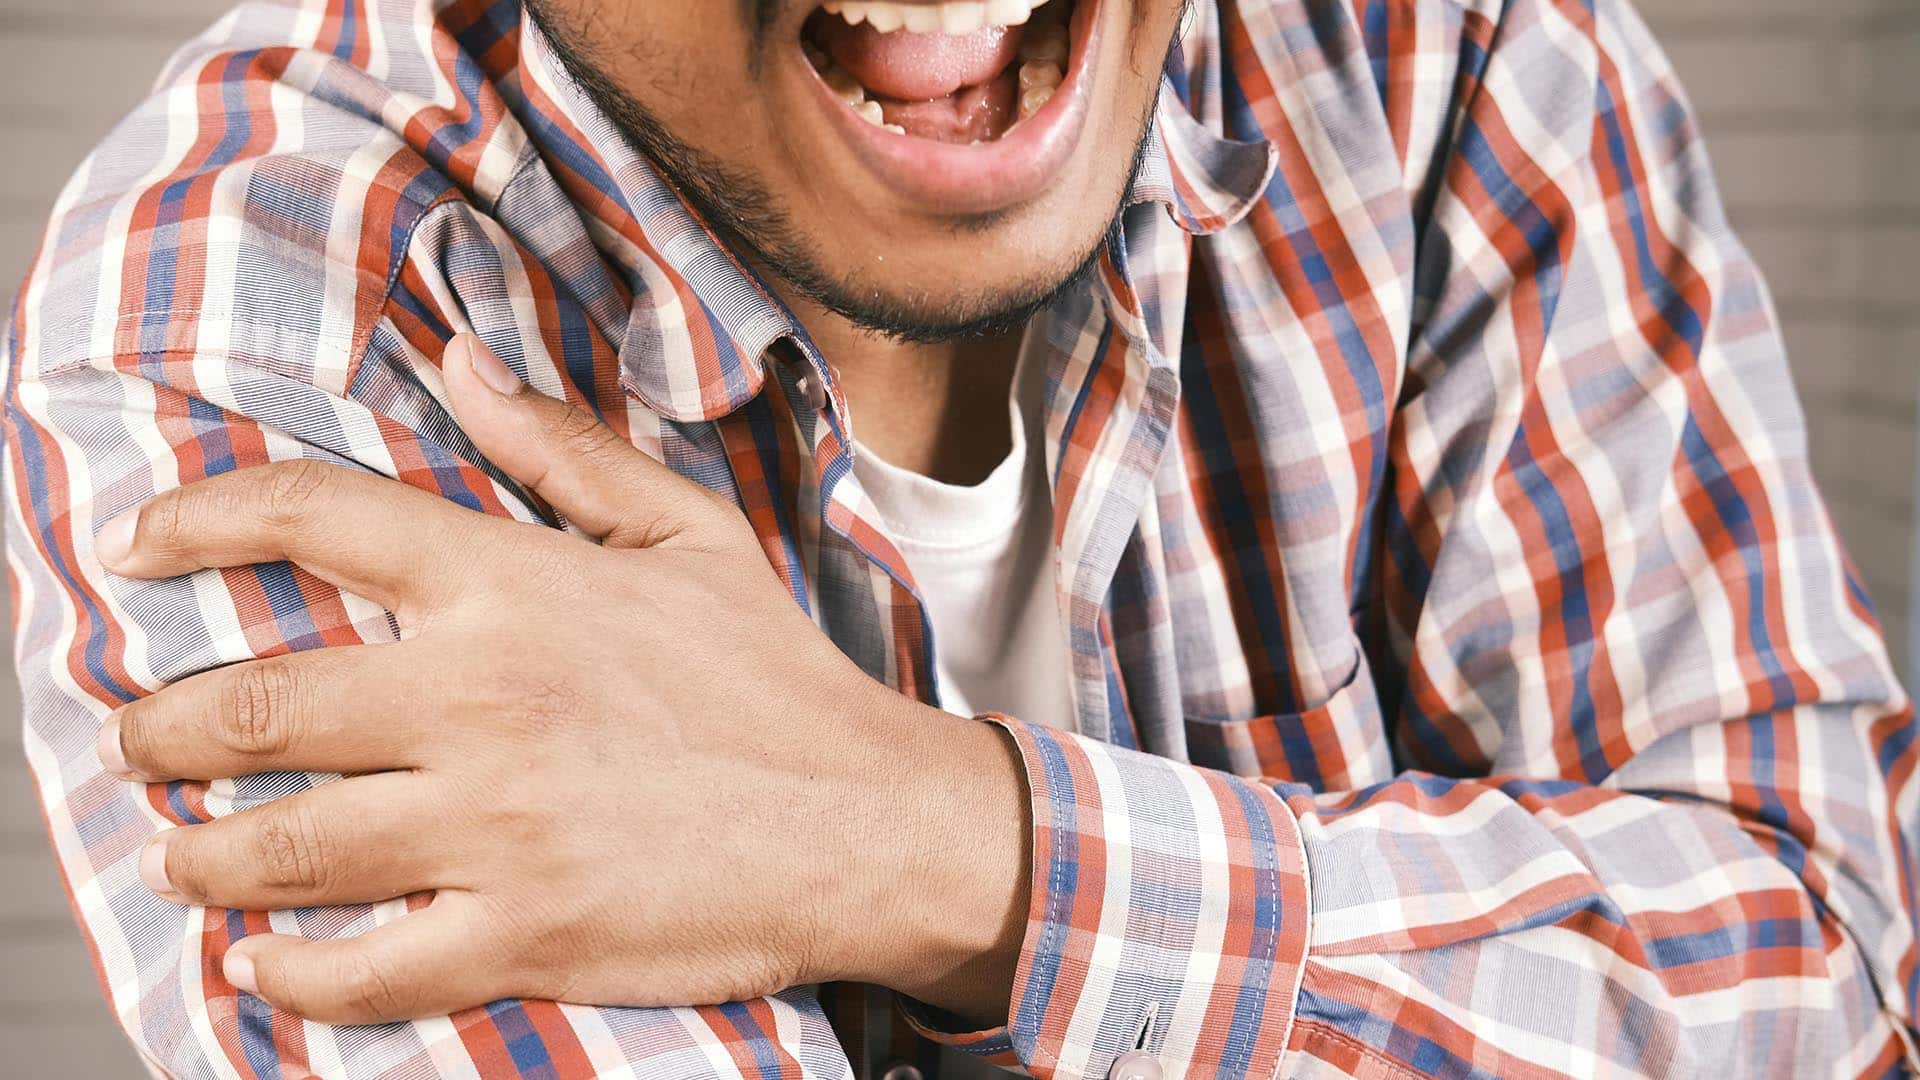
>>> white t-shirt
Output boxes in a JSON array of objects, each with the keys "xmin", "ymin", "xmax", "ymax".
[
  {"xmin": 850, "ymin": 348, "xmax": 1076, "ymax": 734},
  {"xmin": 852, "ymin": 351, "xmax": 1070, "ymax": 1078}
]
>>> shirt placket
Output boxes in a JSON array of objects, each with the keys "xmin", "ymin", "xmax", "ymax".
[
  {"xmin": 1037, "ymin": 245, "xmax": 1186, "ymax": 746},
  {"xmin": 726, "ymin": 237, "xmax": 1185, "ymax": 1078}
]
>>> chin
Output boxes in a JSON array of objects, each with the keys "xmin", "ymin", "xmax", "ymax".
[
  {"xmin": 793, "ymin": 241, "xmax": 1110, "ymax": 343},
  {"xmin": 537, "ymin": 0, "xmax": 1162, "ymax": 336},
  {"xmin": 760, "ymin": 0, "xmax": 1156, "ymax": 336}
]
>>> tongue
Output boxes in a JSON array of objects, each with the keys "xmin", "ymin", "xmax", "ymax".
[
  {"xmin": 813, "ymin": 16, "xmax": 1024, "ymax": 102},
  {"xmin": 880, "ymin": 75, "xmax": 1017, "ymax": 143}
]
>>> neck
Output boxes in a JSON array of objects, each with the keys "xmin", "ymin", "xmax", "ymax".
[{"xmin": 794, "ymin": 299, "xmax": 1024, "ymax": 486}]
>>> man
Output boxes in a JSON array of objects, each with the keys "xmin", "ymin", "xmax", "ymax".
[{"xmin": 4, "ymin": 0, "xmax": 1916, "ymax": 1076}]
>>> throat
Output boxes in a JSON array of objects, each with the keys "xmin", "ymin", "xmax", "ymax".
[{"xmin": 814, "ymin": 320, "xmax": 1026, "ymax": 485}]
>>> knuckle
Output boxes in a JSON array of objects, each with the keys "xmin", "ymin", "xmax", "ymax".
[
  {"xmin": 686, "ymin": 479, "xmax": 739, "ymax": 517},
  {"xmin": 701, "ymin": 500, "xmax": 757, "ymax": 547},
  {"xmin": 665, "ymin": 494, "xmax": 722, "ymax": 535},
  {"xmin": 253, "ymin": 806, "xmax": 330, "ymax": 891},
  {"xmin": 162, "ymin": 830, "xmax": 206, "ymax": 895},
  {"xmin": 114, "ymin": 701, "xmax": 160, "ymax": 770},
  {"xmin": 550, "ymin": 407, "xmax": 621, "ymax": 459},
  {"xmin": 217, "ymin": 663, "xmax": 298, "ymax": 758},
  {"xmin": 651, "ymin": 484, "xmax": 744, "ymax": 549},
  {"xmin": 259, "ymin": 460, "xmax": 335, "ymax": 524},
  {"xmin": 140, "ymin": 491, "xmax": 188, "ymax": 551},
  {"xmin": 337, "ymin": 950, "xmax": 409, "ymax": 1021},
  {"xmin": 549, "ymin": 407, "xmax": 629, "ymax": 470}
]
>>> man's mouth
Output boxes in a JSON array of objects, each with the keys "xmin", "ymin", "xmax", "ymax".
[
  {"xmin": 804, "ymin": 0, "xmax": 1072, "ymax": 143},
  {"xmin": 788, "ymin": 0, "xmax": 1100, "ymax": 214}
]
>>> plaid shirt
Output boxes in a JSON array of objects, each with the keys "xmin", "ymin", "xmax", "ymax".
[{"xmin": 6, "ymin": 0, "xmax": 1918, "ymax": 1077}]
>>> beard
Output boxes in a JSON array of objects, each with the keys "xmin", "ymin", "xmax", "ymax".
[{"xmin": 521, "ymin": 0, "xmax": 1161, "ymax": 345}]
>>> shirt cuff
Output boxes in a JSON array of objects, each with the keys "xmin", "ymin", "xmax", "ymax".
[
  {"xmin": 898, "ymin": 1001, "xmax": 1026, "ymax": 1073},
  {"xmin": 912, "ymin": 715, "xmax": 1313, "ymax": 1080}
]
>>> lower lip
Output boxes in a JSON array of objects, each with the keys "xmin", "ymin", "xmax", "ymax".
[{"xmin": 795, "ymin": 0, "xmax": 1102, "ymax": 216}]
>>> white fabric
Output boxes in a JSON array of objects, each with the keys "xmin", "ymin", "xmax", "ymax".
[
  {"xmin": 850, "ymin": 349, "xmax": 1075, "ymax": 736},
  {"xmin": 854, "ymin": 354, "xmax": 1065, "ymax": 1080}
]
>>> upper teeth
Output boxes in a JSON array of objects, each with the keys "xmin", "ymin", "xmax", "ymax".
[{"xmin": 821, "ymin": 0, "xmax": 1053, "ymax": 34}]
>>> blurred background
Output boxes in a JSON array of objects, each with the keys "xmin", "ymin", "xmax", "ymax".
[{"xmin": 2, "ymin": 0, "xmax": 1916, "ymax": 1074}]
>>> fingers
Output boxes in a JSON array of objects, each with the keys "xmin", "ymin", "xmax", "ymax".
[
  {"xmin": 224, "ymin": 893, "xmax": 515, "ymax": 1024},
  {"xmin": 101, "ymin": 644, "xmax": 428, "ymax": 782},
  {"xmin": 94, "ymin": 458, "xmax": 502, "ymax": 616},
  {"xmin": 144, "ymin": 772, "xmax": 461, "ymax": 911},
  {"xmin": 440, "ymin": 334, "xmax": 728, "ymax": 548}
]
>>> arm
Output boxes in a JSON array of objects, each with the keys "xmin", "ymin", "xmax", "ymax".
[
  {"xmin": 2, "ymin": 43, "xmax": 851, "ymax": 1080},
  {"xmin": 5, "ymin": 326, "xmax": 856, "ymax": 1080},
  {"xmin": 910, "ymin": 0, "xmax": 1918, "ymax": 1076}
]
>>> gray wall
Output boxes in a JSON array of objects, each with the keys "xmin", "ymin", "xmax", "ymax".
[
  {"xmin": 1, "ymin": 0, "xmax": 1916, "ymax": 1075},
  {"xmin": 1653, "ymin": 0, "xmax": 1920, "ymax": 672},
  {"xmin": 4, "ymin": 3, "xmax": 248, "ymax": 1072}
]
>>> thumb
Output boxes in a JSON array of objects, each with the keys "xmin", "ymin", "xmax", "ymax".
[
  {"xmin": 222, "ymin": 894, "xmax": 507, "ymax": 1024},
  {"xmin": 440, "ymin": 333, "xmax": 713, "ymax": 548}
]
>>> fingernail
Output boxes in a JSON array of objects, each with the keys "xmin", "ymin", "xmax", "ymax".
[
  {"xmin": 139, "ymin": 832, "xmax": 174, "ymax": 896},
  {"xmin": 96, "ymin": 718, "xmax": 129, "ymax": 776},
  {"xmin": 459, "ymin": 334, "xmax": 522, "ymax": 396},
  {"xmin": 224, "ymin": 947, "xmax": 258, "ymax": 993},
  {"xmin": 96, "ymin": 511, "xmax": 137, "ymax": 567}
]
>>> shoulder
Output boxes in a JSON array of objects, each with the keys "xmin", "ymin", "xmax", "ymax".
[{"xmin": 10, "ymin": 0, "xmax": 533, "ymax": 394}]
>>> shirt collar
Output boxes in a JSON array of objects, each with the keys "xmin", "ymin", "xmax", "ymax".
[
  {"xmin": 1130, "ymin": 94, "xmax": 1275, "ymax": 234},
  {"xmin": 513, "ymin": 4, "xmax": 1272, "ymax": 424},
  {"xmin": 1129, "ymin": 3, "xmax": 1277, "ymax": 239}
]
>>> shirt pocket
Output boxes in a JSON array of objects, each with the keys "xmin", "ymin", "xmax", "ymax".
[{"xmin": 1182, "ymin": 645, "xmax": 1389, "ymax": 790}]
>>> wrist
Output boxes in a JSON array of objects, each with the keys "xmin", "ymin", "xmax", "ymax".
[{"xmin": 823, "ymin": 693, "xmax": 1031, "ymax": 1023}]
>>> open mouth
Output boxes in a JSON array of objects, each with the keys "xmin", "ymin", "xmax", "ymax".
[
  {"xmin": 790, "ymin": 0, "xmax": 1099, "ymax": 214},
  {"xmin": 805, "ymin": 0, "xmax": 1076, "ymax": 143}
]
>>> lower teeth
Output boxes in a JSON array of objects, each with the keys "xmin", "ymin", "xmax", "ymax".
[
  {"xmin": 811, "ymin": 17, "xmax": 1070, "ymax": 138},
  {"xmin": 1018, "ymin": 84, "xmax": 1053, "ymax": 118}
]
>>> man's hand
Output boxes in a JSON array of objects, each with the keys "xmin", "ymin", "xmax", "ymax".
[{"xmin": 92, "ymin": 335, "xmax": 1030, "ymax": 1026}]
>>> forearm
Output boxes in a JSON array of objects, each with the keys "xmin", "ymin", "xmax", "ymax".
[{"xmin": 826, "ymin": 694, "xmax": 1031, "ymax": 1025}]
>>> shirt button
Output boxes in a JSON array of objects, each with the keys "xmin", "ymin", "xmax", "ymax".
[
  {"xmin": 878, "ymin": 1064, "xmax": 924, "ymax": 1080},
  {"xmin": 1108, "ymin": 1050, "xmax": 1164, "ymax": 1080}
]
